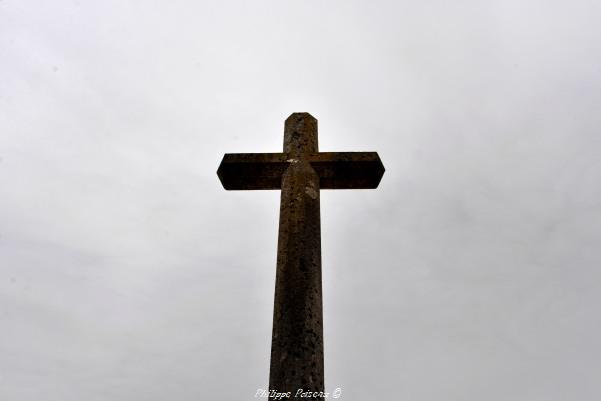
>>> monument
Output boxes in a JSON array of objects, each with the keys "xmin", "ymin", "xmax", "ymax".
[{"xmin": 217, "ymin": 113, "xmax": 385, "ymax": 400}]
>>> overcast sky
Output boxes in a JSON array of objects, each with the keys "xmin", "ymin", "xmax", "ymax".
[{"xmin": 2, "ymin": 1, "xmax": 601, "ymax": 400}]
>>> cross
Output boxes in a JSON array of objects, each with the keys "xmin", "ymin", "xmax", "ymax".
[{"xmin": 217, "ymin": 113, "xmax": 385, "ymax": 400}]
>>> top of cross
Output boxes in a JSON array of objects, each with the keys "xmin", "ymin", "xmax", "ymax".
[{"xmin": 217, "ymin": 113, "xmax": 385, "ymax": 190}]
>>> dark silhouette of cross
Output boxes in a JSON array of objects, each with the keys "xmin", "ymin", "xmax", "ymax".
[{"xmin": 217, "ymin": 113, "xmax": 384, "ymax": 400}]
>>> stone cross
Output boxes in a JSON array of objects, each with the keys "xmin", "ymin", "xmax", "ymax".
[{"xmin": 217, "ymin": 113, "xmax": 384, "ymax": 400}]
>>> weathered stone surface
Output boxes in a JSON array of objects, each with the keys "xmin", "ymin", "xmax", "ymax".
[
  {"xmin": 217, "ymin": 113, "xmax": 385, "ymax": 401},
  {"xmin": 284, "ymin": 112, "xmax": 318, "ymax": 155}
]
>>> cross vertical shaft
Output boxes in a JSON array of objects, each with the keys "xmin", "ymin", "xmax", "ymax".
[{"xmin": 270, "ymin": 114, "xmax": 324, "ymax": 398}]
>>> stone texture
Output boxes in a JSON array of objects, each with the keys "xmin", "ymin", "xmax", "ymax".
[{"xmin": 217, "ymin": 113, "xmax": 385, "ymax": 400}]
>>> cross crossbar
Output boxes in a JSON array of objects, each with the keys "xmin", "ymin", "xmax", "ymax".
[{"xmin": 217, "ymin": 151, "xmax": 384, "ymax": 190}]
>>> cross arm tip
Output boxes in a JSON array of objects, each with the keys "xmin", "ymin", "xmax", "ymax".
[
  {"xmin": 309, "ymin": 152, "xmax": 385, "ymax": 189},
  {"xmin": 217, "ymin": 153, "xmax": 288, "ymax": 190}
]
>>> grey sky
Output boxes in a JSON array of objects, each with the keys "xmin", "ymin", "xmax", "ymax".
[{"xmin": 1, "ymin": 1, "xmax": 601, "ymax": 400}]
